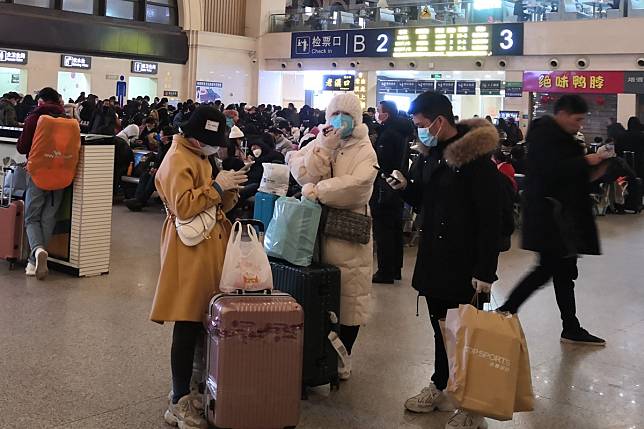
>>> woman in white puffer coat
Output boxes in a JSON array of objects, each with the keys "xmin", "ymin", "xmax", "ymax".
[{"xmin": 288, "ymin": 93, "xmax": 377, "ymax": 380}]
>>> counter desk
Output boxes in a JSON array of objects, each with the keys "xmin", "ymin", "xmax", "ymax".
[{"xmin": 0, "ymin": 127, "xmax": 115, "ymax": 277}]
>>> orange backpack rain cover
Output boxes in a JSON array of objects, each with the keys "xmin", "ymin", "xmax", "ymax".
[{"xmin": 27, "ymin": 115, "xmax": 81, "ymax": 191}]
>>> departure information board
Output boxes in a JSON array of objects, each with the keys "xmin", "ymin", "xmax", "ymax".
[{"xmin": 392, "ymin": 23, "xmax": 523, "ymax": 58}]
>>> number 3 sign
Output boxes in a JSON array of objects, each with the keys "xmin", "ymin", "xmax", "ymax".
[{"xmin": 491, "ymin": 23, "xmax": 524, "ymax": 56}]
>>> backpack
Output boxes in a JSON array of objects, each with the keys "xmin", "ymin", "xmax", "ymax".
[
  {"xmin": 27, "ymin": 115, "xmax": 81, "ymax": 191},
  {"xmin": 497, "ymin": 164, "xmax": 518, "ymax": 252}
]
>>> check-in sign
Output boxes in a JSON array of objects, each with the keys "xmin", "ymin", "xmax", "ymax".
[{"xmin": 131, "ymin": 61, "xmax": 158, "ymax": 75}]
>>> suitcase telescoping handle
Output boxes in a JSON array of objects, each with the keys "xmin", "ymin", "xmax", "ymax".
[{"xmin": 1, "ymin": 167, "xmax": 14, "ymax": 207}]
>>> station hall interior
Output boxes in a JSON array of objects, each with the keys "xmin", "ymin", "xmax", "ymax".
[{"xmin": 2, "ymin": 0, "xmax": 644, "ymax": 429}]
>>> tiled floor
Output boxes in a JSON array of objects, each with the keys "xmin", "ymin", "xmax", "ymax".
[{"xmin": 1, "ymin": 206, "xmax": 643, "ymax": 429}]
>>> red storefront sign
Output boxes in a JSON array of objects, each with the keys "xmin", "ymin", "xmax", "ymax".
[{"xmin": 523, "ymin": 71, "xmax": 625, "ymax": 94}]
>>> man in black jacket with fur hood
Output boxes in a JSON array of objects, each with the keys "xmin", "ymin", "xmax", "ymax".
[{"xmin": 386, "ymin": 92, "xmax": 501, "ymax": 429}]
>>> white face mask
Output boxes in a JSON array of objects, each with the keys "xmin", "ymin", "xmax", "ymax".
[
  {"xmin": 252, "ymin": 148, "xmax": 262, "ymax": 158},
  {"xmin": 198, "ymin": 143, "xmax": 219, "ymax": 156}
]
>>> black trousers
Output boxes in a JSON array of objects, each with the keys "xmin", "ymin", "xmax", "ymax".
[
  {"xmin": 171, "ymin": 321, "xmax": 205, "ymax": 404},
  {"xmin": 426, "ymin": 297, "xmax": 482, "ymax": 390},
  {"xmin": 499, "ymin": 253, "xmax": 581, "ymax": 332},
  {"xmin": 339, "ymin": 324, "xmax": 360, "ymax": 355},
  {"xmin": 372, "ymin": 210, "xmax": 404, "ymax": 279},
  {"xmin": 134, "ymin": 171, "xmax": 157, "ymax": 204}
]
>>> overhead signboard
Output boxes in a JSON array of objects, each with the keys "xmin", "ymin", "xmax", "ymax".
[
  {"xmin": 456, "ymin": 80, "xmax": 477, "ymax": 95},
  {"xmin": 291, "ymin": 23, "xmax": 522, "ymax": 59},
  {"xmin": 292, "ymin": 29, "xmax": 395, "ymax": 59},
  {"xmin": 377, "ymin": 78, "xmax": 434, "ymax": 94},
  {"xmin": 392, "ymin": 23, "xmax": 523, "ymax": 58},
  {"xmin": 504, "ymin": 81, "xmax": 523, "ymax": 97},
  {"xmin": 623, "ymin": 72, "xmax": 644, "ymax": 94},
  {"xmin": 416, "ymin": 80, "xmax": 436, "ymax": 92},
  {"xmin": 61, "ymin": 54, "xmax": 91, "ymax": 70},
  {"xmin": 0, "ymin": 48, "xmax": 27, "ymax": 65},
  {"xmin": 436, "ymin": 80, "xmax": 456, "ymax": 95},
  {"xmin": 523, "ymin": 71, "xmax": 624, "ymax": 94},
  {"xmin": 323, "ymin": 74, "xmax": 355, "ymax": 91},
  {"xmin": 480, "ymin": 80, "xmax": 502, "ymax": 95},
  {"xmin": 131, "ymin": 60, "xmax": 158, "ymax": 75},
  {"xmin": 164, "ymin": 90, "xmax": 179, "ymax": 97}
]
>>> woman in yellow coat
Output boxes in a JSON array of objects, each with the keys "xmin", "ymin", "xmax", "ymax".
[{"xmin": 150, "ymin": 106, "xmax": 247, "ymax": 429}]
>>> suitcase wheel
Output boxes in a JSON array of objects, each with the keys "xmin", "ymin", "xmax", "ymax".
[{"xmin": 330, "ymin": 380, "xmax": 340, "ymax": 392}]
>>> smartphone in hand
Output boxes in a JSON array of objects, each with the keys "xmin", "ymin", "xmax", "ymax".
[
  {"xmin": 322, "ymin": 125, "xmax": 334, "ymax": 136},
  {"xmin": 373, "ymin": 165, "xmax": 400, "ymax": 183}
]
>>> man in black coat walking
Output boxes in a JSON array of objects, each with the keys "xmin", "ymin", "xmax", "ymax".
[
  {"xmin": 498, "ymin": 95, "xmax": 612, "ymax": 346},
  {"xmin": 386, "ymin": 92, "xmax": 502, "ymax": 429},
  {"xmin": 371, "ymin": 101, "xmax": 410, "ymax": 283}
]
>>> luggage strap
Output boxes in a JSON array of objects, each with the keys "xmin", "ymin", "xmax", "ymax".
[{"xmin": 326, "ymin": 311, "xmax": 349, "ymax": 365}]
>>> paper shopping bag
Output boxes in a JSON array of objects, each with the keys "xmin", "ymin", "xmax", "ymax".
[
  {"xmin": 511, "ymin": 317, "xmax": 535, "ymax": 413},
  {"xmin": 444, "ymin": 304, "xmax": 522, "ymax": 421}
]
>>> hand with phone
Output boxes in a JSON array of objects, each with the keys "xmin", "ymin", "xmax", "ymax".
[
  {"xmin": 320, "ymin": 125, "xmax": 343, "ymax": 150},
  {"xmin": 385, "ymin": 169, "xmax": 408, "ymax": 191},
  {"xmin": 373, "ymin": 165, "xmax": 399, "ymax": 183}
]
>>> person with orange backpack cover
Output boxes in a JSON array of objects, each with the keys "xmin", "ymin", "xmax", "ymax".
[{"xmin": 17, "ymin": 87, "xmax": 81, "ymax": 279}]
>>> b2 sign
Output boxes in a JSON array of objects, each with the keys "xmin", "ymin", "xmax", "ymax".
[{"xmin": 291, "ymin": 29, "xmax": 395, "ymax": 58}]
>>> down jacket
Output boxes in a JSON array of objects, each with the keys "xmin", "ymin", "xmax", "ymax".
[
  {"xmin": 401, "ymin": 119, "xmax": 502, "ymax": 303},
  {"xmin": 289, "ymin": 123, "xmax": 378, "ymax": 326}
]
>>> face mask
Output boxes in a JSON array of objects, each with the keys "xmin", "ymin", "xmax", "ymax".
[
  {"xmin": 252, "ymin": 148, "xmax": 262, "ymax": 158},
  {"xmin": 418, "ymin": 118, "xmax": 441, "ymax": 148},
  {"xmin": 226, "ymin": 117, "xmax": 234, "ymax": 128},
  {"xmin": 198, "ymin": 143, "xmax": 219, "ymax": 157},
  {"xmin": 330, "ymin": 114, "xmax": 354, "ymax": 139}
]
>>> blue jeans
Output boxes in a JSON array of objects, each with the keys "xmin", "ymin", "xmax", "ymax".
[{"xmin": 24, "ymin": 175, "xmax": 64, "ymax": 264}]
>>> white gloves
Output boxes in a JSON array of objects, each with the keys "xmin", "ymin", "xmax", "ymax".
[
  {"xmin": 472, "ymin": 278, "xmax": 492, "ymax": 293},
  {"xmin": 302, "ymin": 183, "xmax": 318, "ymax": 201},
  {"xmin": 320, "ymin": 126, "xmax": 343, "ymax": 150},
  {"xmin": 214, "ymin": 169, "xmax": 247, "ymax": 192},
  {"xmin": 386, "ymin": 170, "xmax": 408, "ymax": 190}
]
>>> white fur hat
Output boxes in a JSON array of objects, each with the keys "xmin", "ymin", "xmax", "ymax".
[
  {"xmin": 229, "ymin": 125, "xmax": 244, "ymax": 139},
  {"xmin": 326, "ymin": 92, "xmax": 363, "ymax": 126}
]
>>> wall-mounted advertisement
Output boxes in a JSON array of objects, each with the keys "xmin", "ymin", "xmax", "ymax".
[{"xmin": 196, "ymin": 81, "xmax": 223, "ymax": 103}]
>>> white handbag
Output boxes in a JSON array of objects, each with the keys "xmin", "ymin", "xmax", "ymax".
[{"xmin": 170, "ymin": 204, "xmax": 219, "ymax": 247}]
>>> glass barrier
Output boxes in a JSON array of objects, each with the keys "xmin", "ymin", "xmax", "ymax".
[{"xmin": 270, "ymin": 0, "xmax": 627, "ymax": 33}]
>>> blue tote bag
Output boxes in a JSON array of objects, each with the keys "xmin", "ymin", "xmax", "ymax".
[{"xmin": 264, "ymin": 196, "xmax": 322, "ymax": 267}]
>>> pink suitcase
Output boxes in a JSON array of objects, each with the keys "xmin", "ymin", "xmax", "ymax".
[
  {"xmin": 1, "ymin": 167, "xmax": 25, "ymax": 268},
  {"xmin": 205, "ymin": 291, "xmax": 304, "ymax": 429}
]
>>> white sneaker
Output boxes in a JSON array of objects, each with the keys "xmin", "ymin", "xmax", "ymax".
[
  {"xmin": 34, "ymin": 248, "xmax": 48, "ymax": 280},
  {"xmin": 164, "ymin": 395, "xmax": 207, "ymax": 429},
  {"xmin": 25, "ymin": 262, "xmax": 36, "ymax": 277},
  {"xmin": 168, "ymin": 390, "xmax": 204, "ymax": 411},
  {"xmin": 338, "ymin": 354, "xmax": 352, "ymax": 380},
  {"xmin": 404, "ymin": 383, "xmax": 454, "ymax": 413},
  {"xmin": 446, "ymin": 410, "xmax": 488, "ymax": 429}
]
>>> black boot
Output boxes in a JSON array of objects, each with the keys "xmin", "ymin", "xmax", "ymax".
[{"xmin": 125, "ymin": 198, "xmax": 145, "ymax": 212}]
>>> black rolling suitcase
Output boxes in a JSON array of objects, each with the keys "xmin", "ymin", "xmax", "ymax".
[
  {"xmin": 623, "ymin": 151, "xmax": 643, "ymax": 213},
  {"xmin": 269, "ymin": 258, "xmax": 341, "ymax": 394}
]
